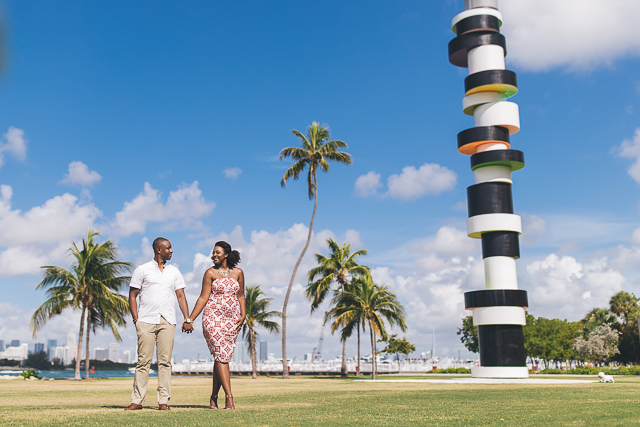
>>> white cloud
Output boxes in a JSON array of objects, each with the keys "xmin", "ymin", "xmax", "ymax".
[
  {"xmin": 526, "ymin": 254, "xmax": 625, "ymax": 319},
  {"xmin": 0, "ymin": 185, "xmax": 102, "ymax": 277},
  {"xmin": 111, "ymin": 181, "xmax": 215, "ymax": 236},
  {"xmin": 222, "ymin": 167, "xmax": 242, "ymax": 180},
  {"xmin": 344, "ymin": 229, "xmax": 362, "ymax": 247},
  {"xmin": 134, "ymin": 237, "xmax": 155, "ymax": 266},
  {"xmin": 386, "ymin": 163, "xmax": 456, "ymax": 200},
  {"xmin": 365, "ymin": 226, "xmax": 485, "ymax": 358},
  {"xmin": 419, "ymin": 225, "xmax": 477, "ymax": 256},
  {"xmin": 501, "ymin": 0, "xmax": 640, "ymax": 72},
  {"xmin": 354, "ymin": 171, "xmax": 382, "ymax": 197},
  {"xmin": 613, "ymin": 128, "xmax": 640, "ymax": 184},
  {"xmin": 355, "ymin": 164, "xmax": 456, "ymax": 200},
  {"xmin": 0, "ymin": 127, "xmax": 27, "ymax": 168},
  {"xmin": 520, "ymin": 212, "xmax": 547, "ymax": 244},
  {"xmin": 0, "ymin": 185, "xmax": 101, "ymax": 247},
  {"xmin": 61, "ymin": 161, "xmax": 102, "ymax": 187}
]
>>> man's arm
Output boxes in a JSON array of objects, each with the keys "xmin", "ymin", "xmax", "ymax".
[
  {"xmin": 175, "ymin": 289, "xmax": 191, "ymax": 331},
  {"xmin": 129, "ymin": 287, "xmax": 140, "ymax": 324}
]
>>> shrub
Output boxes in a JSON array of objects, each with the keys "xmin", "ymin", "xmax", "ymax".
[
  {"xmin": 19, "ymin": 370, "xmax": 40, "ymax": 380},
  {"xmin": 425, "ymin": 368, "xmax": 471, "ymax": 374},
  {"xmin": 537, "ymin": 366, "xmax": 640, "ymax": 375}
]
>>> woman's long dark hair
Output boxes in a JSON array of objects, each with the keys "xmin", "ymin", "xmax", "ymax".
[{"xmin": 214, "ymin": 241, "xmax": 241, "ymax": 269}]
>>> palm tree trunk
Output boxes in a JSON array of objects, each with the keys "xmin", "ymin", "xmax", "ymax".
[
  {"xmin": 339, "ymin": 279, "xmax": 348, "ymax": 377},
  {"xmin": 84, "ymin": 320, "xmax": 91, "ymax": 379},
  {"xmin": 250, "ymin": 327, "xmax": 258, "ymax": 379},
  {"xmin": 341, "ymin": 340, "xmax": 348, "ymax": 377},
  {"xmin": 74, "ymin": 305, "xmax": 86, "ymax": 380},
  {"xmin": 282, "ymin": 170, "xmax": 318, "ymax": 379},
  {"xmin": 357, "ymin": 322, "xmax": 362, "ymax": 376},
  {"xmin": 369, "ymin": 319, "xmax": 376, "ymax": 380}
]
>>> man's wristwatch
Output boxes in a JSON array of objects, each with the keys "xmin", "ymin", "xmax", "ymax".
[{"xmin": 184, "ymin": 318, "xmax": 192, "ymax": 324}]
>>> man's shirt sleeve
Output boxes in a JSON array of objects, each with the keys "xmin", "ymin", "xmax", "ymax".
[
  {"xmin": 129, "ymin": 265, "xmax": 144, "ymax": 289},
  {"xmin": 174, "ymin": 270, "xmax": 186, "ymax": 291}
]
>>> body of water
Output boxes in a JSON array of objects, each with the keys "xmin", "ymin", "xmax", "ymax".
[{"xmin": 0, "ymin": 369, "xmax": 157, "ymax": 379}]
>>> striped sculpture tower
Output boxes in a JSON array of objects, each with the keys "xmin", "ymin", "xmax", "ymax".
[{"xmin": 448, "ymin": 0, "xmax": 529, "ymax": 378}]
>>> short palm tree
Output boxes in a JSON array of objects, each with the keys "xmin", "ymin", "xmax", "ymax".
[
  {"xmin": 279, "ymin": 121, "xmax": 352, "ymax": 379},
  {"xmin": 31, "ymin": 230, "xmax": 132, "ymax": 380},
  {"xmin": 83, "ymin": 279, "xmax": 130, "ymax": 378},
  {"xmin": 240, "ymin": 285, "xmax": 281, "ymax": 379},
  {"xmin": 307, "ymin": 238, "xmax": 369, "ymax": 377},
  {"xmin": 581, "ymin": 307, "xmax": 614, "ymax": 336},
  {"xmin": 327, "ymin": 276, "xmax": 407, "ymax": 379}
]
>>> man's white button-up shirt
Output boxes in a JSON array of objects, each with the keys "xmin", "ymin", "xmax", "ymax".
[{"xmin": 130, "ymin": 260, "xmax": 186, "ymax": 325}]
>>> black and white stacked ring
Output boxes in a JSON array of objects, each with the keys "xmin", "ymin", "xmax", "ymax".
[{"xmin": 449, "ymin": 0, "xmax": 528, "ymax": 379}]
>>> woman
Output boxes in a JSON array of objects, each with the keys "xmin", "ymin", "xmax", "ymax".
[{"xmin": 186, "ymin": 241, "xmax": 246, "ymax": 409}]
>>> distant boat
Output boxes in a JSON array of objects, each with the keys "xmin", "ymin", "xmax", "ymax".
[{"xmin": 128, "ymin": 367, "xmax": 155, "ymax": 374}]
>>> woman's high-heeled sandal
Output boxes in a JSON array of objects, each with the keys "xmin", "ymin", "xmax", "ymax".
[
  {"xmin": 209, "ymin": 395, "xmax": 218, "ymax": 409},
  {"xmin": 224, "ymin": 395, "xmax": 235, "ymax": 410}
]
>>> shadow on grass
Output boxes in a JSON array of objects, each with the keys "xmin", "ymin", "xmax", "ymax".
[{"xmin": 101, "ymin": 405, "xmax": 210, "ymax": 409}]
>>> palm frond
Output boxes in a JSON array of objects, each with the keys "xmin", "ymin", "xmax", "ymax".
[{"xmin": 280, "ymin": 159, "xmax": 308, "ymax": 187}]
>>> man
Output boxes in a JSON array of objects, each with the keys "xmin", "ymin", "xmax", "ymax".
[{"xmin": 125, "ymin": 237, "xmax": 191, "ymax": 411}]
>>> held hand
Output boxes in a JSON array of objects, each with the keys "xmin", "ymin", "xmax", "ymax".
[
  {"xmin": 235, "ymin": 318, "xmax": 245, "ymax": 333},
  {"xmin": 182, "ymin": 322, "xmax": 194, "ymax": 334}
]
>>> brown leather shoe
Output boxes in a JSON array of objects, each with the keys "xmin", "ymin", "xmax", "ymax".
[
  {"xmin": 158, "ymin": 404, "xmax": 170, "ymax": 411},
  {"xmin": 124, "ymin": 403, "xmax": 143, "ymax": 411}
]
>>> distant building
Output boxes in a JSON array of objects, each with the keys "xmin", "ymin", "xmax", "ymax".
[
  {"xmin": 52, "ymin": 346, "xmax": 69, "ymax": 364},
  {"xmin": 0, "ymin": 340, "xmax": 4, "ymax": 351},
  {"xmin": 260, "ymin": 341, "xmax": 267, "ymax": 362},
  {"xmin": 94, "ymin": 348, "xmax": 108, "ymax": 361},
  {"xmin": 2, "ymin": 343, "xmax": 29, "ymax": 360},
  {"xmin": 47, "ymin": 339, "xmax": 58, "ymax": 360},
  {"xmin": 66, "ymin": 332, "xmax": 76, "ymax": 349},
  {"xmin": 231, "ymin": 342, "xmax": 245, "ymax": 364},
  {"xmin": 10, "ymin": 340, "xmax": 19, "ymax": 347},
  {"xmin": 108, "ymin": 343, "xmax": 119, "ymax": 362},
  {"xmin": 121, "ymin": 350, "xmax": 131, "ymax": 364},
  {"xmin": 34, "ymin": 343, "xmax": 45, "ymax": 353}
]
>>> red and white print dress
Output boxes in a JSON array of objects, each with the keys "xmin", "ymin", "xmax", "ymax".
[{"xmin": 202, "ymin": 277, "xmax": 241, "ymax": 363}]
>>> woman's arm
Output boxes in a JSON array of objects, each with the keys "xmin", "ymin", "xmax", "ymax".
[
  {"xmin": 235, "ymin": 269, "xmax": 246, "ymax": 332},
  {"xmin": 189, "ymin": 269, "xmax": 214, "ymax": 321}
]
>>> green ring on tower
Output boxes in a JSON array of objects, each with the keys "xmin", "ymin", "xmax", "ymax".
[{"xmin": 470, "ymin": 149, "xmax": 524, "ymax": 171}]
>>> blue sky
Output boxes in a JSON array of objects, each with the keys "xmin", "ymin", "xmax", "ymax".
[{"xmin": 2, "ymin": 0, "xmax": 640, "ymax": 363}]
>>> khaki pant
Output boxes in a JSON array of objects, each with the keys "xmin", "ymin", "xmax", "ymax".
[{"xmin": 131, "ymin": 317, "xmax": 176, "ymax": 405}]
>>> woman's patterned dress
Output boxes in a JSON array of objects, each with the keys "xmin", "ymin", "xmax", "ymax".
[{"xmin": 202, "ymin": 277, "xmax": 241, "ymax": 362}]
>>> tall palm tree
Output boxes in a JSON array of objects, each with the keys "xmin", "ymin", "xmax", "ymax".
[
  {"xmin": 307, "ymin": 238, "xmax": 369, "ymax": 377},
  {"xmin": 279, "ymin": 121, "xmax": 352, "ymax": 379},
  {"xmin": 327, "ymin": 276, "xmax": 407, "ymax": 379},
  {"xmin": 240, "ymin": 285, "xmax": 281, "ymax": 379},
  {"xmin": 31, "ymin": 230, "xmax": 132, "ymax": 380}
]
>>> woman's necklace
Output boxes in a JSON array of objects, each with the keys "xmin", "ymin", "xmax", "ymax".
[{"xmin": 218, "ymin": 267, "xmax": 231, "ymax": 277}]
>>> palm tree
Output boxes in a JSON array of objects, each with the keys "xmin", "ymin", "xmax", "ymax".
[
  {"xmin": 306, "ymin": 238, "xmax": 369, "ymax": 377},
  {"xmin": 83, "ymin": 280, "xmax": 130, "ymax": 378},
  {"xmin": 609, "ymin": 291, "xmax": 638, "ymax": 324},
  {"xmin": 327, "ymin": 276, "xmax": 407, "ymax": 379},
  {"xmin": 581, "ymin": 307, "xmax": 614, "ymax": 336},
  {"xmin": 31, "ymin": 230, "xmax": 132, "ymax": 380},
  {"xmin": 279, "ymin": 121, "xmax": 352, "ymax": 378},
  {"xmin": 240, "ymin": 285, "xmax": 281, "ymax": 379}
]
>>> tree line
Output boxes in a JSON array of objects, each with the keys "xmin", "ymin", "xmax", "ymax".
[{"xmin": 457, "ymin": 290, "xmax": 640, "ymax": 367}]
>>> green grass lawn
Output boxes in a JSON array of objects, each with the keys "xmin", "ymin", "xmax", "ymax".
[{"xmin": 1, "ymin": 375, "xmax": 639, "ymax": 426}]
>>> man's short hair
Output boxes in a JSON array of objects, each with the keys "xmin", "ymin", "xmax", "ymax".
[{"xmin": 152, "ymin": 237, "xmax": 169, "ymax": 253}]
